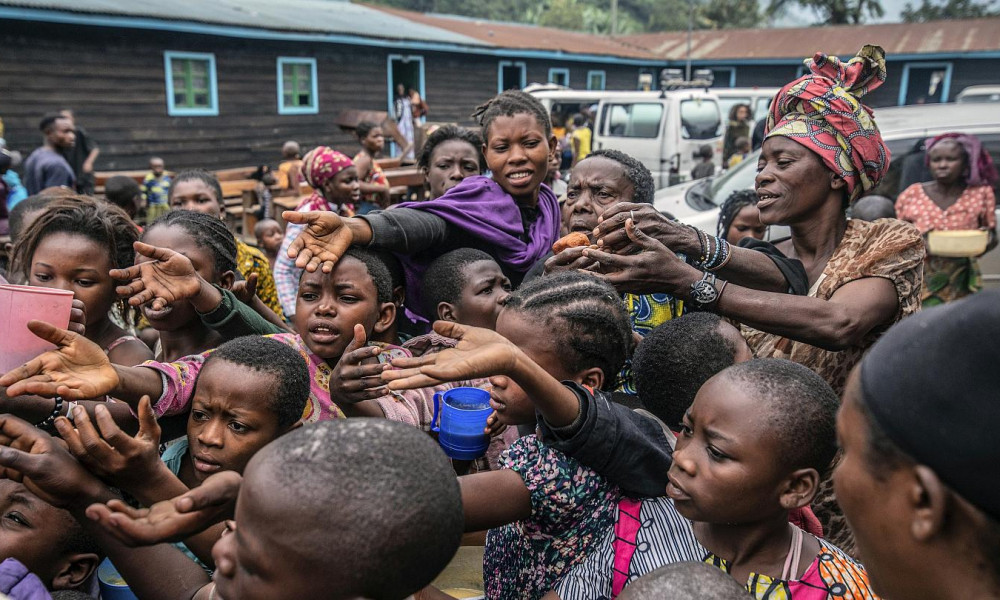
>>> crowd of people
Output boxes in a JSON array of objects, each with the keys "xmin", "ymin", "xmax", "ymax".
[{"xmin": 0, "ymin": 44, "xmax": 997, "ymax": 600}]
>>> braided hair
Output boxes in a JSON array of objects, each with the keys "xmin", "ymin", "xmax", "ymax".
[
  {"xmin": 10, "ymin": 194, "xmax": 140, "ymax": 326},
  {"xmin": 504, "ymin": 271, "xmax": 631, "ymax": 390},
  {"xmin": 143, "ymin": 211, "xmax": 237, "ymax": 280},
  {"xmin": 582, "ymin": 149, "xmax": 656, "ymax": 204},
  {"xmin": 417, "ymin": 125, "xmax": 486, "ymax": 173},
  {"xmin": 168, "ymin": 169, "xmax": 224, "ymax": 206},
  {"xmin": 716, "ymin": 189, "xmax": 760, "ymax": 239},
  {"xmin": 472, "ymin": 90, "xmax": 552, "ymax": 143}
]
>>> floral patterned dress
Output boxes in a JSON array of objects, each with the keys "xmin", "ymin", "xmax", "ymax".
[
  {"xmin": 895, "ymin": 183, "xmax": 996, "ymax": 306},
  {"xmin": 484, "ymin": 435, "xmax": 620, "ymax": 600}
]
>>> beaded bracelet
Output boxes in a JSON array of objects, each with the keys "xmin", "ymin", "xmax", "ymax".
[
  {"xmin": 706, "ymin": 235, "xmax": 722, "ymax": 268},
  {"xmin": 713, "ymin": 239, "xmax": 734, "ymax": 271},
  {"xmin": 36, "ymin": 396, "xmax": 64, "ymax": 430},
  {"xmin": 707, "ymin": 237, "xmax": 733, "ymax": 271},
  {"xmin": 691, "ymin": 226, "xmax": 709, "ymax": 265}
]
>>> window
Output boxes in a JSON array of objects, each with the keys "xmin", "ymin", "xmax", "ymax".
[
  {"xmin": 277, "ymin": 57, "xmax": 318, "ymax": 114},
  {"xmin": 680, "ymin": 99, "xmax": 721, "ymax": 139},
  {"xmin": 709, "ymin": 67, "xmax": 736, "ymax": 88},
  {"xmin": 796, "ymin": 64, "xmax": 810, "ymax": 78},
  {"xmin": 548, "ymin": 68, "xmax": 570, "ymax": 87},
  {"xmin": 603, "ymin": 103, "xmax": 663, "ymax": 138},
  {"xmin": 587, "ymin": 70, "xmax": 606, "ymax": 91},
  {"xmin": 498, "ymin": 61, "xmax": 526, "ymax": 92},
  {"xmin": 164, "ymin": 51, "xmax": 218, "ymax": 116},
  {"xmin": 716, "ymin": 97, "xmax": 751, "ymax": 122},
  {"xmin": 899, "ymin": 62, "xmax": 953, "ymax": 105}
]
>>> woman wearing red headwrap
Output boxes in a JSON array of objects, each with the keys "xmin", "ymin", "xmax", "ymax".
[
  {"xmin": 895, "ymin": 133, "xmax": 998, "ymax": 306},
  {"xmin": 273, "ymin": 147, "xmax": 360, "ymax": 317}
]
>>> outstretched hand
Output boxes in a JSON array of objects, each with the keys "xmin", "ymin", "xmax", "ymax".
[
  {"xmin": 0, "ymin": 320, "xmax": 119, "ymax": 400},
  {"xmin": 111, "ymin": 241, "xmax": 204, "ymax": 311},
  {"xmin": 56, "ymin": 396, "xmax": 162, "ymax": 493},
  {"xmin": 329, "ymin": 324, "xmax": 390, "ymax": 404},
  {"xmin": 0, "ymin": 415, "xmax": 107, "ymax": 509},
  {"xmin": 382, "ymin": 321, "xmax": 520, "ymax": 391},
  {"xmin": 584, "ymin": 218, "xmax": 698, "ymax": 295},
  {"xmin": 593, "ymin": 202, "xmax": 696, "ymax": 255},
  {"xmin": 283, "ymin": 211, "xmax": 355, "ymax": 273},
  {"xmin": 85, "ymin": 471, "xmax": 242, "ymax": 547},
  {"xmin": 230, "ymin": 272, "xmax": 259, "ymax": 306}
]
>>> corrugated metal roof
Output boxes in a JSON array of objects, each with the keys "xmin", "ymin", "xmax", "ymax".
[
  {"xmin": 366, "ymin": 5, "xmax": 660, "ymax": 59},
  {"xmin": 0, "ymin": 0, "xmax": 488, "ymax": 45},
  {"xmin": 620, "ymin": 18, "xmax": 1000, "ymax": 60}
]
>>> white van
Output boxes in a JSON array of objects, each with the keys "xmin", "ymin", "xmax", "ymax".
[
  {"xmin": 592, "ymin": 90, "xmax": 723, "ymax": 188},
  {"xmin": 528, "ymin": 86, "xmax": 724, "ymax": 188},
  {"xmin": 712, "ymin": 87, "xmax": 780, "ymax": 123}
]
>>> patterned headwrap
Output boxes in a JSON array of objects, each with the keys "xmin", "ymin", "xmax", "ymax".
[
  {"xmin": 765, "ymin": 45, "xmax": 890, "ymax": 202},
  {"xmin": 926, "ymin": 133, "xmax": 999, "ymax": 188},
  {"xmin": 301, "ymin": 146, "xmax": 354, "ymax": 189}
]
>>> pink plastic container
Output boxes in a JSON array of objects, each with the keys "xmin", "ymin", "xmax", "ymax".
[{"xmin": 0, "ymin": 284, "xmax": 74, "ymax": 373}]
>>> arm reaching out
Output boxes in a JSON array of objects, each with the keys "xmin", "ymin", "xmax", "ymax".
[
  {"xmin": 383, "ymin": 321, "xmax": 580, "ymax": 428},
  {"xmin": 282, "ymin": 211, "xmax": 373, "ymax": 274},
  {"xmin": 329, "ymin": 324, "xmax": 391, "ymax": 418},
  {"xmin": 111, "ymin": 241, "xmax": 222, "ymax": 314}
]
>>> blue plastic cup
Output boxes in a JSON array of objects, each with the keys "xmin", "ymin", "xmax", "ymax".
[
  {"xmin": 98, "ymin": 558, "xmax": 138, "ymax": 600},
  {"xmin": 432, "ymin": 387, "xmax": 492, "ymax": 460}
]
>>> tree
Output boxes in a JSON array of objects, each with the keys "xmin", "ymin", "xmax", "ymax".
[
  {"xmin": 766, "ymin": 0, "xmax": 884, "ymax": 24},
  {"xmin": 901, "ymin": 0, "xmax": 998, "ymax": 21},
  {"xmin": 700, "ymin": 0, "xmax": 763, "ymax": 28}
]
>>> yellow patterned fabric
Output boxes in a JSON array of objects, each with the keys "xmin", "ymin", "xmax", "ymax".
[
  {"xmin": 235, "ymin": 238, "xmax": 284, "ymax": 319},
  {"xmin": 617, "ymin": 293, "xmax": 684, "ymax": 394}
]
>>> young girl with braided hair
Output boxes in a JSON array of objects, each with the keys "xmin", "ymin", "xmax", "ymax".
[
  {"xmin": 716, "ymin": 189, "xmax": 766, "ymax": 246},
  {"xmin": 283, "ymin": 90, "xmax": 561, "ymax": 323}
]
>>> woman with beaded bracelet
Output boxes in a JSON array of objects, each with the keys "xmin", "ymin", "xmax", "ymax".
[{"xmin": 579, "ymin": 45, "xmax": 925, "ymax": 560}]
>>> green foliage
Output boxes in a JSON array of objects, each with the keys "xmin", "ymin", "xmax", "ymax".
[
  {"xmin": 901, "ymin": 0, "xmax": 998, "ymax": 21},
  {"xmin": 363, "ymin": 0, "xmax": 762, "ymax": 31},
  {"xmin": 766, "ymin": 0, "xmax": 884, "ymax": 24}
]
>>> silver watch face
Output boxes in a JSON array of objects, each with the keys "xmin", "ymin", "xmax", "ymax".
[{"xmin": 692, "ymin": 280, "xmax": 718, "ymax": 305}]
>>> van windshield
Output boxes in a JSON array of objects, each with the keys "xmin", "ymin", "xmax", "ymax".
[
  {"xmin": 603, "ymin": 103, "xmax": 664, "ymax": 138},
  {"xmin": 680, "ymin": 99, "xmax": 721, "ymax": 139}
]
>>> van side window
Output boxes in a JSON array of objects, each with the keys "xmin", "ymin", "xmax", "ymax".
[
  {"xmin": 680, "ymin": 99, "xmax": 722, "ymax": 140},
  {"xmin": 604, "ymin": 103, "xmax": 663, "ymax": 138}
]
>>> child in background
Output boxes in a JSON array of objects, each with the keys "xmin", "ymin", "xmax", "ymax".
[
  {"xmin": 0, "ymin": 416, "xmax": 464, "ymax": 600},
  {"xmin": 417, "ymin": 125, "xmax": 485, "ymax": 201},
  {"xmin": 570, "ymin": 114, "xmax": 591, "ymax": 166},
  {"xmin": 168, "ymin": 169, "xmax": 284, "ymax": 320},
  {"xmin": 141, "ymin": 157, "xmax": 170, "ymax": 224},
  {"xmin": 273, "ymin": 147, "xmax": 359, "ymax": 318},
  {"xmin": 2, "ymin": 194, "xmax": 56, "ymax": 277},
  {"xmin": 421, "ymin": 248, "xmax": 512, "ymax": 330},
  {"xmin": 104, "ymin": 175, "xmax": 144, "ymax": 222},
  {"xmin": 726, "ymin": 136, "xmax": 751, "ymax": 168},
  {"xmin": 276, "ymin": 140, "xmax": 303, "ymax": 191},
  {"xmin": 253, "ymin": 218, "xmax": 284, "ymax": 272},
  {"xmin": 353, "ymin": 121, "xmax": 391, "ymax": 214},
  {"xmin": 691, "ymin": 144, "xmax": 715, "ymax": 180},
  {"xmin": 716, "ymin": 189, "xmax": 766, "ymax": 246},
  {"xmin": 58, "ymin": 335, "xmax": 308, "ymax": 570}
]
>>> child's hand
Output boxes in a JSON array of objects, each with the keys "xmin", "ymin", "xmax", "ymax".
[
  {"xmin": 543, "ymin": 245, "xmax": 598, "ymax": 275},
  {"xmin": 86, "ymin": 471, "xmax": 242, "ymax": 546},
  {"xmin": 230, "ymin": 272, "xmax": 258, "ymax": 306},
  {"xmin": 283, "ymin": 210, "xmax": 355, "ymax": 273},
  {"xmin": 56, "ymin": 396, "xmax": 162, "ymax": 493},
  {"xmin": 329, "ymin": 324, "xmax": 390, "ymax": 404},
  {"xmin": 0, "ymin": 320, "xmax": 120, "ymax": 400},
  {"xmin": 0, "ymin": 414, "xmax": 108, "ymax": 509},
  {"xmin": 111, "ymin": 241, "xmax": 205, "ymax": 311},
  {"xmin": 485, "ymin": 411, "xmax": 508, "ymax": 437},
  {"xmin": 68, "ymin": 299, "xmax": 87, "ymax": 336},
  {"xmin": 382, "ymin": 321, "xmax": 519, "ymax": 390}
]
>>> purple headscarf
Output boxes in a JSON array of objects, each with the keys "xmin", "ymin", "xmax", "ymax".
[
  {"xmin": 926, "ymin": 133, "xmax": 999, "ymax": 188},
  {"xmin": 395, "ymin": 175, "xmax": 560, "ymax": 318}
]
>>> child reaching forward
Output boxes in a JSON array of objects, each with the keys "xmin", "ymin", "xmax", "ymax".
[
  {"xmin": 282, "ymin": 90, "xmax": 561, "ymax": 319},
  {"xmin": 0, "ymin": 416, "xmax": 464, "ymax": 600}
]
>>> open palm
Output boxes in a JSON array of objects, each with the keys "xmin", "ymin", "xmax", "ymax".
[
  {"xmin": 283, "ymin": 211, "xmax": 355, "ymax": 273},
  {"xmin": 383, "ymin": 322, "xmax": 520, "ymax": 390},
  {"xmin": 0, "ymin": 321, "xmax": 119, "ymax": 400},
  {"xmin": 111, "ymin": 242, "xmax": 202, "ymax": 311}
]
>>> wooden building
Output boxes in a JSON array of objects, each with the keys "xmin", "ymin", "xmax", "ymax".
[
  {"xmin": 2, "ymin": 0, "xmax": 998, "ymax": 171},
  {"xmin": 0, "ymin": 0, "xmax": 662, "ymax": 171}
]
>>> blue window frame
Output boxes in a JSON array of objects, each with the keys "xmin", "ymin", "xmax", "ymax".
[
  {"xmin": 898, "ymin": 62, "xmax": 954, "ymax": 106},
  {"xmin": 164, "ymin": 51, "xmax": 218, "ymax": 117},
  {"xmin": 277, "ymin": 57, "xmax": 319, "ymax": 115},
  {"xmin": 498, "ymin": 61, "xmax": 527, "ymax": 92},
  {"xmin": 587, "ymin": 70, "xmax": 606, "ymax": 90},
  {"xmin": 548, "ymin": 68, "xmax": 570, "ymax": 87}
]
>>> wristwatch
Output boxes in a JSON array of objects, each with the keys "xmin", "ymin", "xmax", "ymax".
[{"xmin": 689, "ymin": 272, "xmax": 720, "ymax": 308}]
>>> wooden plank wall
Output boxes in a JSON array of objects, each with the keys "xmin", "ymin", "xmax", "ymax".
[{"xmin": 0, "ymin": 19, "xmax": 657, "ymax": 172}]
